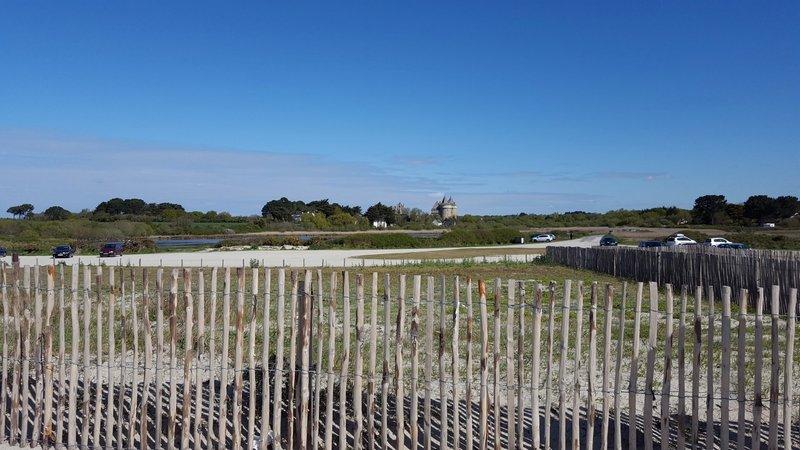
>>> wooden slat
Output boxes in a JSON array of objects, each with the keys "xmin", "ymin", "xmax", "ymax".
[
  {"xmin": 602, "ymin": 284, "xmax": 615, "ymax": 449},
  {"xmin": 31, "ymin": 264, "xmax": 41, "ymax": 445},
  {"xmin": 586, "ymin": 282, "xmax": 598, "ymax": 450},
  {"xmin": 613, "ymin": 282, "xmax": 628, "ymax": 450},
  {"xmin": 769, "ymin": 285, "xmax": 780, "ymax": 448},
  {"xmin": 219, "ymin": 267, "xmax": 232, "ymax": 448},
  {"xmin": 676, "ymin": 286, "xmax": 688, "ymax": 450},
  {"xmin": 206, "ymin": 267, "xmax": 219, "ymax": 449},
  {"xmin": 453, "ymin": 276, "xmax": 462, "ymax": 450},
  {"xmin": 0, "ymin": 263, "xmax": 8, "ymax": 443},
  {"xmin": 719, "ymin": 286, "xmax": 731, "ymax": 449},
  {"xmin": 287, "ymin": 272, "xmax": 298, "ymax": 450},
  {"xmin": 558, "ymin": 280, "xmax": 572, "ymax": 450},
  {"xmin": 380, "ymin": 273, "xmax": 390, "ymax": 450},
  {"xmin": 531, "ymin": 284, "xmax": 543, "ymax": 449},
  {"xmin": 441, "ymin": 276, "xmax": 452, "ymax": 450},
  {"xmin": 690, "ymin": 286, "xmax": 702, "ymax": 449},
  {"xmin": 182, "ymin": 269, "xmax": 196, "ymax": 449},
  {"xmin": 128, "ymin": 268, "xmax": 140, "ymax": 449},
  {"xmin": 116, "ymin": 267, "xmax": 125, "ymax": 450},
  {"xmin": 324, "ymin": 272, "xmax": 337, "ymax": 450},
  {"xmin": 80, "ymin": 266, "xmax": 93, "ymax": 448},
  {"xmin": 506, "ymin": 280, "xmax": 516, "ymax": 450},
  {"xmin": 22, "ymin": 266, "xmax": 32, "ymax": 445},
  {"xmin": 194, "ymin": 269, "xmax": 206, "ymax": 450},
  {"xmin": 659, "ymin": 285, "xmax": 674, "ymax": 448},
  {"xmin": 425, "ymin": 276, "xmax": 435, "ymax": 450},
  {"xmin": 167, "ymin": 270, "xmax": 179, "ymax": 450},
  {"xmin": 409, "ymin": 274, "xmax": 421, "ymax": 449},
  {"xmin": 340, "ymin": 272, "xmax": 352, "ymax": 450},
  {"xmin": 478, "ymin": 280, "xmax": 489, "ymax": 450},
  {"xmin": 466, "ymin": 278, "xmax": 475, "ymax": 450},
  {"xmin": 393, "ymin": 274, "xmax": 405, "ymax": 450},
  {"xmin": 108, "ymin": 267, "xmax": 118, "ymax": 449},
  {"xmin": 231, "ymin": 267, "xmax": 245, "ymax": 450},
  {"xmin": 260, "ymin": 268, "xmax": 272, "ymax": 450},
  {"xmin": 56, "ymin": 266, "xmax": 67, "ymax": 447},
  {"xmin": 92, "ymin": 267, "xmax": 104, "ymax": 448},
  {"xmin": 705, "ymin": 287, "xmax": 714, "ymax": 450},
  {"xmin": 492, "ymin": 279, "xmax": 501, "ymax": 450},
  {"xmin": 271, "ymin": 268, "xmax": 286, "ymax": 449},
  {"xmin": 736, "ymin": 289, "xmax": 748, "ymax": 450},
  {"xmin": 354, "ymin": 274, "xmax": 366, "ymax": 450},
  {"xmin": 753, "ymin": 288, "xmax": 764, "ymax": 449},
  {"xmin": 367, "ymin": 273, "xmax": 378, "ymax": 450},
  {"xmin": 246, "ymin": 268, "xmax": 259, "ymax": 449},
  {"xmin": 299, "ymin": 270, "xmax": 312, "ymax": 450},
  {"xmin": 515, "ymin": 281, "xmax": 524, "ymax": 450},
  {"xmin": 544, "ymin": 282, "xmax": 557, "ymax": 450},
  {"xmin": 628, "ymin": 282, "xmax": 643, "ymax": 449},
  {"xmin": 42, "ymin": 265, "xmax": 55, "ymax": 446},
  {"xmin": 141, "ymin": 267, "xmax": 153, "ymax": 449},
  {"xmin": 311, "ymin": 268, "xmax": 322, "ymax": 450},
  {"xmin": 783, "ymin": 288, "xmax": 797, "ymax": 450},
  {"xmin": 643, "ymin": 282, "xmax": 659, "ymax": 450},
  {"xmin": 9, "ymin": 262, "xmax": 21, "ymax": 446},
  {"xmin": 571, "ymin": 281, "xmax": 584, "ymax": 450}
]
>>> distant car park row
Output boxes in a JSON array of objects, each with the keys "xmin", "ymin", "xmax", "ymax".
[
  {"xmin": 0, "ymin": 242, "xmax": 127, "ymax": 260},
  {"xmin": 636, "ymin": 233, "xmax": 748, "ymax": 249}
]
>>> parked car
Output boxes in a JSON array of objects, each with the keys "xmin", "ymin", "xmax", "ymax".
[
  {"xmin": 703, "ymin": 237, "xmax": 732, "ymax": 247},
  {"xmin": 532, "ymin": 234, "xmax": 555, "ymax": 243},
  {"xmin": 0, "ymin": 247, "xmax": 6, "ymax": 257},
  {"xmin": 100, "ymin": 242, "xmax": 124, "ymax": 257},
  {"xmin": 52, "ymin": 245, "xmax": 74, "ymax": 258},
  {"xmin": 638, "ymin": 240, "xmax": 662, "ymax": 248},
  {"xmin": 718, "ymin": 243, "xmax": 749, "ymax": 250},
  {"xmin": 511, "ymin": 237, "xmax": 525, "ymax": 244},
  {"xmin": 664, "ymin": 234, "xmax": 697, "ymax": 247},
  {"xmin": 599, "ymin": 235, "xmax": 618, "ymax": 247}
]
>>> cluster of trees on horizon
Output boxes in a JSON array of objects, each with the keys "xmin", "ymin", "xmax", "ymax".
[{"xmin": 5, "ymin": 193, "xmax": 799, "ymax": 229}]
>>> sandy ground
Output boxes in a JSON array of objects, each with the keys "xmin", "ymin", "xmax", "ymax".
[{"xmin": 10, "ymin": 236, "xmax": 602, "ymax": 268}]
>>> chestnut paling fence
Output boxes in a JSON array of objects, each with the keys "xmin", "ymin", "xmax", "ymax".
[
  {"xmin": 546, "ymin": 245, "xmax": 800, "ymax": 313},
  {"xmin": 0, "ymin": 263, "xmax": 798, "ymax": 449}
]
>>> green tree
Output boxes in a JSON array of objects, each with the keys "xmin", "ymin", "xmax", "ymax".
[
  {"xmin": 775, "ymin": 196, "xmax": 800, "ymax": 219},
  {"xmin": 261, "ymin": 197, "xmax": 307, "ymax": 221},
  {"xmin": 365, "ymin": 202, "xmax": 396, "ymax": 225},
  {"xmin": 43, "ymin": 205, "xmax": 72, "ymax": 220},
  {"xmin": 744, "ymin": 195, "xmax": 777, "ymax": 223},
  {"xmin": 691, "ymin": 195, "xmax": 728, "ymax": 224},
  {"xmin": 7, "ymin": 203, "xmax": 34, "ymax": 219}
]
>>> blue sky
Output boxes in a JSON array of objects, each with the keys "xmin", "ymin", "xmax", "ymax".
[{"xmin": 1, "ymin": 2, "xmax": 798, "ymax": 215}]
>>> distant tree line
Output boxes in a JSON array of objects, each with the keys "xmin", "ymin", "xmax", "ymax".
[{"xmin": 691, "ymin": 194, "xmax": 799, "ymax": 225}]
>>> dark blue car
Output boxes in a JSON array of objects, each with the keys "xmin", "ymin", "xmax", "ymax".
[
  {"xmin": 600, "ymin": 235, "xmax": 619, "ymax": 247},
  {"xmin": 52, "ymin": 245, "xmax": 74, "ymax": 258}
]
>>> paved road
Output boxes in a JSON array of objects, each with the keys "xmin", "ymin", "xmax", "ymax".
[{"xmin": 9, "ymin": 235, "xmax": 602, "ymax": 268}]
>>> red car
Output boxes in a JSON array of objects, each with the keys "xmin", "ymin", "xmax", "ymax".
[{"xmin": 100, "ymin": 242, "xmax": 124, "ymax": 257}]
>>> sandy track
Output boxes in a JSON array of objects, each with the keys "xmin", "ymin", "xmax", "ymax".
[{"xmin": 10, "ymin": 236, "xmax": 601, "ymax": 268}]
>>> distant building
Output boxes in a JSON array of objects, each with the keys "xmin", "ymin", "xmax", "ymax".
[
  {"xmin": 431, "ymin": 196, "xmax": 458, "ymax": 221},
  {"xmin": 393, "ymin": 202, "xmax": 409, "ymax": 216},
  {"xmin": 372, "ymin": 220, "xmax": 388, "ymax": 229}
]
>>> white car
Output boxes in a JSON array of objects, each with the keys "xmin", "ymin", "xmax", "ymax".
[
  {"xmin": 704, "ymin": 237, "xmax": 732, "ymax": 247},
  {"xmin": 532, "ymin": 234, "xmax": 555, "ymax": 243},
  {"xmin": 664, "ymin": 234, "xmax": 697, "ymax": 247}
]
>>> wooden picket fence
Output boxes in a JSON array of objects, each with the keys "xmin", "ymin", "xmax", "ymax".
[
  {"xmin": 546, "ymin": 245, "xmax": 800, "ymax": 313},
  {"xmin": 0, "ymin": 262, "xmax": 798, "ymax": 449}
]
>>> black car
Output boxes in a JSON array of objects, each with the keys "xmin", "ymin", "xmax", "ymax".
[
  {"xmin": 599, "ymin": 235, "xmax": 619, "ymax": 247},
  {"xmin": 52, "ymin": 245, "xmax": 74, "ymax": 258},
  {"xmin": 0, "ymin": 247, "xmax": 6, "ymax": 257},
  {"xmin": 638, "ymin": 240, "xmax": 662, "ymax": 248},
  {"xmin": 718, "ymin": 243, "xmax": 749, "ymax": 250},
  {"xmin": 100, "ymin": 242, "xmax": 124, "ymax": 257}
]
